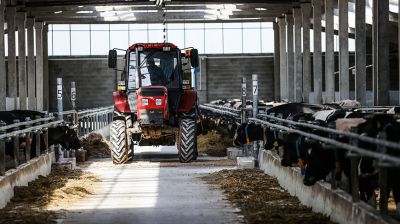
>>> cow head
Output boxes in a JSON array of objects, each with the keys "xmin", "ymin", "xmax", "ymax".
[
  {"xmin": 303, "ymin": 142, "xmax": 335, "ymax": 186},
  {"xmin": 49, "ymin": 126, "xmax": 81, "ymax": 149},
  {"xmin": 233, "ymin": 123, "xmax": 264, "ymax": 146}
]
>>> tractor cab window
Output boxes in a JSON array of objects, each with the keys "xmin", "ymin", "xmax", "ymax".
[
  {"xmin": 128, "ymin": 51, "xmax": 137, "ymax": 89},
  {"xmin": 138, "ymin": 50, "xmax": 179, "ymax": 88}
]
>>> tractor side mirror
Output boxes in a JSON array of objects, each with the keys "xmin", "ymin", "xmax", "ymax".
[
  {"xmin": 108, "ymin": 49, "xmax": 117, "ymax": 68},
  {"xmin": 190, "ymin": 49, "xmax": 199, "ymax": 68}
]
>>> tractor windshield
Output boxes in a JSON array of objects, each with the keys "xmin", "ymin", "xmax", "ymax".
[{"xmin": 137, "ymin": 49, "xmax": 179, "ymax": 88}]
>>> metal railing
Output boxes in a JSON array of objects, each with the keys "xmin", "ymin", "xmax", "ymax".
[
  {"xmin": 0, "ymin": 77, "xmax": 115, "ymax": 176},
  {"xmin": 77, "ymin": 106, "xmax": 114, "ymax": 137},
  {"xmin": 0, "ymin": 113, "xmax": 62, "ymax": 176},
  {"xmin": 199, "ymin": 75, "xmax": 400, "ymax": 216}
]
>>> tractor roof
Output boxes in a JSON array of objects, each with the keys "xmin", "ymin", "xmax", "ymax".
[{"xmin": 129, "ymin": 42, "xmax": 178, "ymax": 51}]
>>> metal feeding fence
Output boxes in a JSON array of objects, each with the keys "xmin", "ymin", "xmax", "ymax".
[
  {"xmin": 199, "ymin": 75, "xmax": 400, "ymax": 216},
  {"xmin": 0, "ymin": 78, "xmax": 114, "ymax": 176},
  {"xmin": 0, "ymin": 114, "xmax": 62, "ymax": 176}
]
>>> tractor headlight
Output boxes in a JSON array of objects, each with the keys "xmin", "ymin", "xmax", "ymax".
[
  {"xmin": 142, "ymin": 98, "xmax": 149, "ymax": 106},
  {"xmin": 156, "ymin": 98, "xmax": 162, "ymax": 106}
]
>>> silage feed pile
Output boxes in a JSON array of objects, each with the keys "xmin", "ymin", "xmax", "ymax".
[
  {"xmin": 0, "ymin": 166, "xmax": 100, "ymax": 224},
  {"xmin": 203, "ymin": 169, "xmax": 335, "ymax": 224},
  {"xmin": 197, "ymin": 130, "xmax": 233, "ymax": 157},
  {"xmin": 81, "ymin": 133, "xmax": 111, "ymax": 158}
]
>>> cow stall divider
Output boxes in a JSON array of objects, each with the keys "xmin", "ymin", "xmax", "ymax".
[{"xmin": 199, "ymin": 77, "xmax": 400, "ymax": 218}]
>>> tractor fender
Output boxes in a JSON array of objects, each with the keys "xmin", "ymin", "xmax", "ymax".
[
  {"xmin": 113, "ymin": 91, "xmax": 131, "ymax": 113},
  {"xmin": 178, "ymin": 90, "xmax": 197, "ymax": 113}
]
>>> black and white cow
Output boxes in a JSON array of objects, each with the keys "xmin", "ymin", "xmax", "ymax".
[{"xmin": 304, "ymin": 114, "xmax": 400, "ymax": 208}]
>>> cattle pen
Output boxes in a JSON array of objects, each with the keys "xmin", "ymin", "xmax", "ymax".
[
  {"xmin": 199, "ymin": 77, "xmax": 400, "ymax": 224},
  {"xmin": 0, "ymin": 101, "xmax": 113, "ymax": 208}
]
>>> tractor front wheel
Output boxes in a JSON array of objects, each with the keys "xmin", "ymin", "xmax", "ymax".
[
  {"xmin": 178, "ymin": 118, "xmax": 198, "ymax": 163},
  {"xmin": 110, "ymin": 119, "xmax": 132, "ymax": 164}
]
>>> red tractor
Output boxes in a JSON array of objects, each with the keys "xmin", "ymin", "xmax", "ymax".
[{"xmin": 108, "ymin": 43, "xmax": 200, "ymax": 164}]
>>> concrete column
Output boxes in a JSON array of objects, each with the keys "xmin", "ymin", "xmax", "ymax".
[
  {"xmin": 302, "ymin": 3, "xmax": 312, "ymax": 103},
  {"xmin": 286, "ymin": 14, "xmax": 294, "ymax": 102},
  {"xmin": 43, "ymin": 24, "xmax": 49, "ymax": 111},
  {"xmin": 339, "ymin": 0, "xmax": 349, "ymax": 100},
  {"xmin": 325, "ymin": 0, "xmax": 335, "ymax": 103},
  {"xmin": 312, "ymin": 0, "xmax": 323, "ymax": 104},
  {"xmin": 355, "ymin": 0, "xmax": 366, "ymax": 105},
  {"xmin": 278, "ymin": 18, "xmax": 288, "ymax": 101},
  {"xmin": 26, "ymin": 17, "xmax": 35, "ymax": 110},
  {"xmin": 0, "ymin": 0, "xmax": 6, "ymax": 110},
  {"xmin": 375, "ymin": 0, "xmax": 390, "ymax": 106},
  {"xmin": 35, "ymin": 21, "xmax": 44, "ymax": 111},
  {"xmin": 16, "ymin": 11, "xmax": 27, "ymax": 110},
  {"xmin": 293, "ymin": 8, "xmax": 302, "ymax": 103},
  {"xmin": 273, "ymin": 22, "xmax": 280, "ymax": 101},
  {"xmin": 6, "ymin": 5, "xmax": 17, "ymax": 109}
]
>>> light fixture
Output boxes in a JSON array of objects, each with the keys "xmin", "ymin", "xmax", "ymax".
[
  {"xmin": 54, "ymin": 11, "xmax": 63, "ymax": 14},
  {"xmin": 255, "ymin": 8, "xmax": 267, "ymax": 11}
]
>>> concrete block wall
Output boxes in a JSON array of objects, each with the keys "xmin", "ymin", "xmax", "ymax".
[
  {"xmin": 48, "ymin": 55, "xmax": 276, "ymax": 110},
  {"xmin": 198, "ymin": 55, "xmax": 275, "ymax": 104},
  {"xmin": 48, "ymin": 57, "xmax": 117, "ymax": 111}
]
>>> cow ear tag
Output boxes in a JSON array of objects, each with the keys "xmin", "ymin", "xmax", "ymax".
[
  {"xmin": 298, "ymin": 159, "xmax": 305, "ymax": 175},
  {"xmin": 273, "ymin": 141, "xmax": 279, "ymax": 147},
  {"xmin": 377, "ymin": 121, "xmax": 381, "ymax": 129}
]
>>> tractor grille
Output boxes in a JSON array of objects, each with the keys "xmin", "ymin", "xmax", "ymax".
[
  {"xmin": 139, "ymin": 109, "xmax": 164, "ymax": 125},
  {"xmin": 140, "ymin": 88, "xmax": 165, "ymax": 97}
]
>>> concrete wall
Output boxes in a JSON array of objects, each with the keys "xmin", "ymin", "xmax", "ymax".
[
  {"xmin": 198, "ymin": 55, "xmax": 275, "ymax": 104},
  {"xmin": 48, "ymin": 57, "xmax": 116, "ymax": 111},
  {"xmin": 258, "ymin": 150, "xmax": 398, "ymax": 224},
  {"xmin": 0, "ymin": 152, "xmax": 55, "ymax": 209}
]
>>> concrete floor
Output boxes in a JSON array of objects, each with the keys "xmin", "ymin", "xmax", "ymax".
[{"xmin": 59, "ymin": 146, "xmax": 242, "ymax": 224}]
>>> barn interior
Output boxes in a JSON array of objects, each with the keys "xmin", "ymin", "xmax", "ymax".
[{"xmin": 0, "ymin": 0, "xmax": 400, "ymax": 224}]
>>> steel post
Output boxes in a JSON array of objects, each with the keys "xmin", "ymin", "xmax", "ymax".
[
  {"xmin": 35, "ymin": 115, "xmax": 41, "ymax": 157},
  {"xmin": 57, "ymin": 78, "xmax": 63, "ymax": 120},
  {"xmin": 377, "ymin": 131, "xmax": 388, "ymax": 215},
  {"xmin": 0, "ymin": 1, "xmax": 5, "ymax": 111},
  {"xmin": 71, "ymin": 82, "xmax": 76, "ymax": 110},
  {"xmin": 252, "ymin": 74, "xmax": 259, "ymax": 159},
  {"xmin": 349, "ymin": 127, "xmax": 360, "ymax": 202},
  {"xmin": 25, "ymin": 117, "xmax": 31, "ymax": 161},
  {"xmin": 241, "ymin": 77, "xmax": 247, "ymax": 124},
  {"xmin": 0, "ymin": 121, "xmax": 6, "ymax": 175},
  {"xmin": 43, "ymin": 114, "xmax": 49, "ymax": 154},
  {"xmin": 12, "ymin": 120, "xmax": 20, "ymax": 168}
]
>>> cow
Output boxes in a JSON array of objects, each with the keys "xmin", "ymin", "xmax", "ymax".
[
  {"xmin": 0, "ymin": 110, "xmax": 81, "ymax": 167},
  {"xmin": 304, "ymin": 114, "xmax": 400, "ymax": 208}
]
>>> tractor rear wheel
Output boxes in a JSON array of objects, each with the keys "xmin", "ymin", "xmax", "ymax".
[
  {"xmin": 178, "ymin": 118, "xmax": 198, "ymax": 163},
  {"xmin": 110, "ymin": 119, "xmax": 132, "ymax": 164}
]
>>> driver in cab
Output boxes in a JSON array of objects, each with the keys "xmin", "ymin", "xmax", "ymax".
[{"xmin": 146, "ymin": 58, "xmax": 165, "ymax": 86}]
